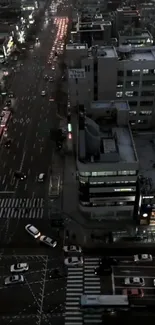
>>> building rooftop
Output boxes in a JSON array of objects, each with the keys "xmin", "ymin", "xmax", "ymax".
[
  {"xmin": 66, "ymin": 43, "xmax": 88, "ymax": 50},
  {"xmin": 130, "ymin": 48, "xmax": 155, "ymax": 61},
  {"xmin": 78, "ymin": 100, "xmax": 138, "ymax": 165},
  {"xmin": 89, "ymin": 45, "xmax": 117, "ymax": 58},
  {"xmin": 119, "ymin": 29, "xmax": 151, "ymax": 38},
  {"xmin": 134, "ymin": 134, "xmax": 155, "ymax": 193}
]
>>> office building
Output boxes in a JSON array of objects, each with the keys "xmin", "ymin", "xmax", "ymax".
[
  {"xmin": 115, "ymin": 6, "xmax": 141, "ymax": 35},
  {"xmin": 66, "ymin": 43, "xmax": 155, "ymax": 129},
  {"xmin": 77, "ymin": 100, "xmax": 139, "ymax": 223},
  {"xmin": 118, "ymin": 28, "xmax": 153, "ymax": 48}
]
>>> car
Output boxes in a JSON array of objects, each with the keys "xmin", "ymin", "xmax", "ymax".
[
  {"xmin": 64, "ymin": 256, "xmax": 83, "ymax": 267},
  {"xmin": 8, "ymin": 92, "xmax": 14, "ymax": 98},
  {"xmin": 49, "ymin": 97, "xmax": 54, "ymax": 102},
  {"xmin": 4, "ymin": 139, "xmax": 11, "ymax": 148},
  {"xmin": 40, "ymin": 235, "xmax": 57, "ymax": 247},
  {"xmin": 14, "ymin": 171, "xmax": 26, "ymax": 180},
  {"xmin": 100, "ymin": 257, "xmax": 119, "ymax": 266},
  {"xmin": 94, "ymin": 265, "xmax": 112, "ymax": 276},
  {"xmin": 3, "ymin": 106, "xmax": 9, "ymax": 111},
  {"xmin": 38, "ymin": 173, "xmax": 45, "ymax": 182},
  {"xmin": 41, "ymin": 90, "xmax": 46, "ymax": 96},
  {"xmin": 4, "ymin": 275, "xmax": 24, "ymax": 285},
  {"xmin": 63, "ymin": 245, "xmax": 82, "ymax": 253},
  {"xmin": 44, "ymin": 75, "xmax": 48, "ymax": 80},
  {"xmin": 10, "ymin": 263, "xmax": 29, "ymax": 273},
  {"xmin": 49, "ymin": 77, "xmax": 53, "ymax": 82},
  {"xmin": 123, "ymin": 288, "xmax": 144, "ymax": 298},
  {"xmin": 124, "ymin": 277, "xmax": 145, "ymax": 286},
  {"xmin": 134, "ymin": 254, "xmax": 153, "ymax": 262},
  {"xmin": 5, "ymin": 99, "xmax": 11, "ymax": 106},
  {"xmin": 36, "ymin": 37, "xmax": 39, "ymax": 42},
  {"xmin": 153, "ymin": 279, "xmax": 155, "ymax": 286},
  {"xmin": 25, "ymin": 224, "xmax": 41, "ymax": 238},
  {"xmin": 52, "ymin": 66, "xmax": 55, "ymax": 70},
  {"xmin": 49, "ymin": 268, "xmax": 67, "ymax": 279}
]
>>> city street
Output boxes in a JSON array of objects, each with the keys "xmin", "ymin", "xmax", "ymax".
[
  {"xmin": 0, "ymin": 254, "xmax": 66, "ymax": 325},
  {"xmin": 0, "ymin": 3, "xmax": 69, "ymax": 198}
]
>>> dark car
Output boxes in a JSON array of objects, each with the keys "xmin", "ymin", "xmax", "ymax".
[
  {"xmin": 4, "ymin": 139, "xmax": 11, "ymax": 148},
  {"xmin": 5, "ymin": 99, "xmax": 11, "ymax": 106},
  {"xmin": 14, "ymin": 171, "xmax": 26, "ymax": 180},
  {"xmin": 49, "ymin": 268, "xmax": 67, "ymax": 279},
  {"xmin": 8, "ymin": 92, "xmax": 14, "ymax": 98},
  {"xmin": 100, "ymin": 257, "xmax": 119, "ymax": 266}
]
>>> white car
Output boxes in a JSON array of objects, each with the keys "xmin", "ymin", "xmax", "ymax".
[
  {"xmin": 63, "ymin": 245, "xmax": 82, "ymax": 253},
  {"xmin": 5, "ymin": 275, "xmax": 24, "ymax": 285},
  {"xmin": 40, "ymin": 235, "xmax": 57, "ymax": 248},
  {"xmin": 38, "ymin": 173, "xmax": 45, "ymax": 182},
  {"xmin": 10, "ymin": 263, "xmax": 29, "ymax": 273},
  {"xmin": 25, "ymin": 224, "xmax": 41, "ymax": 239},
  {"xmin": 124, "ymin": 277, "xmax": 145, "ymax": 286},
  {"xmin": 134, "ymin": 254, "xmax": 152, "ymax": 262},
  {"xmin": 64, "ymin": 256, "xmax": 83, "ymax": 267},
  {"xmin": 41, "ymin": 90, "xmax": 46, "ymax": 96}
]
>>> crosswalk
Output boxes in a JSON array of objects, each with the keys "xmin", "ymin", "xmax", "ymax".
[
  {"xmin": 0, "ymin": 198, "xmax": 44, "ymax": 219},
  {"xmin": 65, "ymin": 257, "xmax": 102, "ymax": 325}
]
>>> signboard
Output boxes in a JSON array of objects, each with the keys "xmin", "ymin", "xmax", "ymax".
[{"xmin": 68, "ymin": 69, "xmax": 85, "ymax": 79}]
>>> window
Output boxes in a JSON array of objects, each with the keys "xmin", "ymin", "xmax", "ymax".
[
  {"xmin": 85, "ymin": 65, "xmax": 90, "ymax": 72},
  {"xmin": 125, "ymin": 91, "xmax": 133, "ymax": 97},
  {"xmin": 117, "ymin": 70, "xmax": 124, "ymax": 77},
  {"xmin": 138, "ymin": 119, "xmax": 148, "ymax": 124},
  {"xmin": 127, "ymin": 70, "xmax": 132, "ymax": 76},
  {"xmin": 132, "ymin": 69, "xmax": 140, "ymax": 75},
  {"xmin": 116, "ymin": 91, "xmax": 123, "ymax": 98},
  {"xmin": 117, "ymin": 82, "xmax": 123, "ymax": 88},
  {"xmin": 140, "ymin": 110, "xmax": 152, "ymax": 116},
  {"xmin": 141, "ymin": 90, "xmax": 154, "ymax": 96},
  {"xmin": 140, "ymin": 101, "xmax": 153, "ymax": 106},
  {"xmin": 129, "ymin": 111, "xmax": 136, "ymax": 116},
  {"xmin": 79, "ymin": 172, "xmax": 91, "ymax": 176},
  {"xmin": 142, "ymin": 80, "xmax": 155, "ymax": 87},
  {"xmin": 129, "ymin": 101, "xmax": 137, "ymax": 107},
  {"xmin": 118, "ymin": 170, "xmax": 136, "ymax": 176},
  {"xmin": 143, "ymin": 69, "xmax": 149, "ymax": 75},
  {"xmin": 91, "ymin": 171, "xmax": 117, "ymax": 176},
  {"xmin": 126, "ymin": 81, "xmax": 139, "ymax": 87}
]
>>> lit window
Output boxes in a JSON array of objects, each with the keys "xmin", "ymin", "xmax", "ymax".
[
  {"xmin": 117, "ymin": 83, "xmax": 123, "ymax": 88},
  {"xmin": 114, "ymin": 188, "xmax": 135, "ymax": 192},
  {"xmin": 140, "ymin": 110, "xmax": 152, "ymax": 116},
  {"xmin": 125, "ymin": 91, "xmax": 133, "ymax": 97},
  {"xmin": 116, "ymin": 91, "xmax": 123, "ymax": 98},
  {"xmin": 129, "ymin": 111, "xmax": 136, "ymax": 115},
  {"xmin": 132, "ymin": 69, "xmax": 140, "ymax": 74},
  {"xmin": 143, "ymin": 69, "xmax": 149, "ymax": 74}
]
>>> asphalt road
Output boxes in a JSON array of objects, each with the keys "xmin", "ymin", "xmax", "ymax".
[
  {"xmin": 0, "ymin": 254, "xmax": 66, "ymax": 325},
  {"xmin": 0, "ymin": 2, "xmax": 69, "ymax": 198}
]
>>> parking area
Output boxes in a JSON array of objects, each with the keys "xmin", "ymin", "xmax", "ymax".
[
  {"xmin": 100, "ymin": 255, "xmax": 155, "ymax": 297},
  {"xmin": 0, "ymin": 255, "xmax": 66, "ymax": 325},
  {"xmin": 112, "ymin": 255, "xmax": 155, "ymax": 296}
]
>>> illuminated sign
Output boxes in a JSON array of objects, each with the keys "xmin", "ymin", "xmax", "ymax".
[{"xmin": 68, "ymin": 68, "xmax": 85, "ymax": 79}]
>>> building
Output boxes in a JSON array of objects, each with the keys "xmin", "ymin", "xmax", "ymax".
[
  {"xmin": 66, "ymin": 43, "xmax": 155, "ymax": 129},
  {"xmin": 118, "ymin": 28, "xmax": 153, "ymax": 48},
  {"xmin": 115, "ymin": 6, "xmax": 141, "ymax": 34},
  {"xmin": 71, "ymin": 19, "xmax": 112, "ymax": 47},
  {"xmin": 77, "ymin": 100, "xmax": 139, "ymax": 225}
]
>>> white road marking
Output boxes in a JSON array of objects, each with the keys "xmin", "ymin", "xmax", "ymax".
[{"xmin": 111, "ymin": 267, "xmax": 115, "ymax": 294}]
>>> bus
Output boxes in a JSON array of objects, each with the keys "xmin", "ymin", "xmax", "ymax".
[
  {"xmin": 49, "ymin": 175, "xmax": 61, "ymax": 198},
  {"xmin": 80, "ymin": 295, "xmax": 129, "ymax": 311}
]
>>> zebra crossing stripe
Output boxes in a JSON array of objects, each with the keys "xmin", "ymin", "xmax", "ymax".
[{"xmin": 0, "ymin": 198, "xmax": 44, "ymax": 219}]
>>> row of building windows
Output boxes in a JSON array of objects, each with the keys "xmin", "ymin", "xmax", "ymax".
[
  {"xmin": 116, "ymin": 91, "xmax": 154, "ymax": 98},
  {"xmin": 89, "ymin": 180, "xmax": 136, "ymax": 186},
  {"xmin": 129, "ymin": 110, "xmax": 152, "ymax": 116},
  {"xmin": 80, "ymin": 200, "xmax": 135, "ymax": 207},
  {"xmin": 118, "ymin": 80, "xmax": 155, "ymax": 87},
  {"xmin": 118, "ymin": 69, "xmax": 155, "ymax": 77},
  {"xmin": 79, "ymin": 170, "xmax": 137, "ymax": 177}
]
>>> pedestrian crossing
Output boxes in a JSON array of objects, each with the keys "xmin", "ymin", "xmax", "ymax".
[
  {"xmin": 65, "ymin": 257, "xmax": 102, "ymax": 325},
  {"xmin": 0, "ymin": 198, "xmax": 44, "ymax": 219}
]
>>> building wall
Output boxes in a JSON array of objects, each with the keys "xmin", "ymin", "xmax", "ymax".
[{"xmin": 66, "ymin": 45, "xmax": 155, "ymax": 129}]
